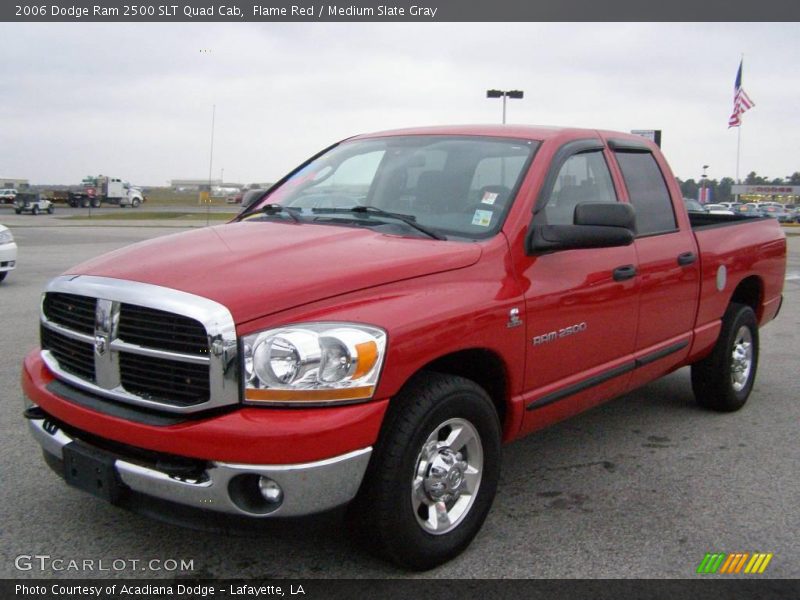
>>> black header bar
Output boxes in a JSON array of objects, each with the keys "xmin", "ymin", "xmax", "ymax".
[{"xmin": 3, "ymin": 0, "xmax": 800, "ymax": 22}]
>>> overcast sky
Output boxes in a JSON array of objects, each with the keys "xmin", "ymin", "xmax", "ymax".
[{"xmin": 1, "ymin": 22, "xmax": 798, "ymax": 186}]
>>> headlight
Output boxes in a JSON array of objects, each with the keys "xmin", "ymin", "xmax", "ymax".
[
  {"xmin": 241, "ymin": 323, "xmax": 386, "ymax": 405},
  {"xmin": 0, "ymin": 230, "xmax": 13, "ymax": 245}
]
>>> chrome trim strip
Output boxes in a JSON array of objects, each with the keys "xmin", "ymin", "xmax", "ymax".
[
  {"xmin": 41, "ymin": 275, "xmax": 238, "ymax": 414},
  {"xmin": 94, "ymin": 299, "xmax": 120, "ymax": 390},
  {"xmin": 40, "ymin": 318, "xmax": 94, "ymax": 344},
  {"xmin": 28, "ymin": 415, "xmax": 371, "ymax": 518},
  {"xmin": 110, "ymin": 340, "xmax": 210, "ymax": 366}
]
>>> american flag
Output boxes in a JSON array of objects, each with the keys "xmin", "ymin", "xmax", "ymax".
[{"xmin": 728, "ymin": 60, "xmax": 755, "ymax": 128}]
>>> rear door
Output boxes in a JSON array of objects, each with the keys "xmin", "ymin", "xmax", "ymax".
[{"xmin": 607, "ymin": 139, "xmax": 700, "ymax": 387}]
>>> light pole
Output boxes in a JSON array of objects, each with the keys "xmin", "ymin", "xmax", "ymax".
[
  {"xmin": 701, "ymin": 164, "xmax": 709, "ymax": 204},
  {"xmin": 486, "ymin": 89, "xmax": 524, "ymax": 124}
]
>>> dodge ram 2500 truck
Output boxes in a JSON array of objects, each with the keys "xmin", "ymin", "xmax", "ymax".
[{"xmin": 22, "ymin": 126, "xmax": 786, "ymax": 570}]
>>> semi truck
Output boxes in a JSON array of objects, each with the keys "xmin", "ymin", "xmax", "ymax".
[
  {"xmin": 49, "ymin": 176, "xmax": 145, "ymax": 208},
  {"xmin": 22, "ymin": 125, "xmax": 786, "ymax": 570}
]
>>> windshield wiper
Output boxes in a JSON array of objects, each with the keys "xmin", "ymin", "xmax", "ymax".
[{"xmin": 313, "ymin": 206, "xmax": 446, "ymax": 240}]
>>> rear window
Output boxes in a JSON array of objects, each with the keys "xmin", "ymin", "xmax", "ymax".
[{"xmin": 614, "ymin": 151, "xmax": 677, "ymax": 236}]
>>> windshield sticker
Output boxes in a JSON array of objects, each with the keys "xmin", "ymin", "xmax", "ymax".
[
  {"xmin": 472, "ymin": 209, "xmax": 493, "ymax": 227},
  {"xmin": 481, "ymin": 191, "xmax": 498, "ymax": 205}
]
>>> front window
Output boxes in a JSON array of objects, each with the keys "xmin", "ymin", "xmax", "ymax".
[{"xmin": 244, "ymin": 136, "xmax": 538, "ymax": 239}]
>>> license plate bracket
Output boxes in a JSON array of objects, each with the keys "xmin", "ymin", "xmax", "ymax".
[{"xmin": 62, "ymin": 441, "xmax": 126, "ymax": 504}]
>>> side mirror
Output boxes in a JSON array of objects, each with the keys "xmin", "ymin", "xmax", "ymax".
[
  {"xmin": 527, "ymin": 202, "xmax": 636, "ymax": 253},
  {"xmin": 574, "ymin": 202, "xmax": 636, "ymax": 231}
]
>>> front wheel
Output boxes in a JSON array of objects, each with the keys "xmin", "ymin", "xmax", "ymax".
[
  {"xmin": 32, "ymin": 205, "xmax": 39, "ymax": 215},
  {"xmin": 131, "ymin": 198, "xmax": 141, "ymax": 208},
  {"xmin": 350, "ymin": 372, "xmax": 501, "ymax": 570},
  {"xmin": 691, "ymin": 303, "xmax": 759, "ymax": 412},
  {"xmin": 47, "ymin": 205, "xmax": 55, "ymax": 214}
]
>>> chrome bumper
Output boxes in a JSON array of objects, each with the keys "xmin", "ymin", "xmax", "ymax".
[{"xmin": 27, "ymin": 411, "xmax": 371, "ymax": 518}]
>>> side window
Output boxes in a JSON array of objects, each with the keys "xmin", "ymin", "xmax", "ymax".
[
  {"xmin": 543, "ymin": 151, "xmax": 617, "ymax": 225},
  {"xmin": 614, "ymin": 151, "xmax": 677, "ymax": 235}
]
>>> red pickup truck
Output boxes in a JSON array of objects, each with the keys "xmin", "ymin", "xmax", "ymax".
[{"xmin": 22, "ymin": 126, "xmax": 786, "ymax": 570}]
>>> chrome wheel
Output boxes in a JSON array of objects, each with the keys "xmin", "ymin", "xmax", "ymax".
[
  {"xmin": 731, "ymin": 326, "xmax": 753, "ymax": 392},
  {"xmin": 412, "ymin": 418, "xmax": 483, "ymax": 535}
]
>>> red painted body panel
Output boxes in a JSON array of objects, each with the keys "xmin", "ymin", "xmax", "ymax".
[
  {"xmin": 687, "ymin": 219, "xmax": 786, "ymax": 360},
  {"xmin": 67, "ymin": 222, "xmax": 481, "ymax": 325},
  {"xmin": 24, "ymin": 125, "xmax": 787, "ymax": 467}
]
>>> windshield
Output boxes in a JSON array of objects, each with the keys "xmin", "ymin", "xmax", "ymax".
[{"xmin": 245, "ymin": 135, "xmax": 538, "ymax": 239}]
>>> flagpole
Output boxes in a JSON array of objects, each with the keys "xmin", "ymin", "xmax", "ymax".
[
  {"xmin": 734, "ymin": 53, "xmax": 744, "ymax": 199},
  {"xmin": 736, "ymin": 125, "xmax": 741, "ymax": 184}
]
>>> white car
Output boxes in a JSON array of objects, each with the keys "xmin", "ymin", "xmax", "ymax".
[
  {"xmin": 704, "ymin": 203, "xmax": 735, "ymax": 215},
  {"xmin": 0, "ymin": 224, "xmax": 17, "ymax": 283},
  {"xmin": 0, "ymin": 189, "xmax": 17, "ymax": 204}
]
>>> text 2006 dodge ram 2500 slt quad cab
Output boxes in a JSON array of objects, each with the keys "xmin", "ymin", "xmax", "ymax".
[{"xmin": 22, "ymin": 126, "xmax": 786, "ymax": 569}]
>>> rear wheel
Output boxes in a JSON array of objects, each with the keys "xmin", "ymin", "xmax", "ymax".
[
  {"xmin": 47, "ymin": 205, "xmax": 55, "ymax": 214},
  {"xmin": 691, "ymin": 303, "xmax": 759, "ymax": 412},
  {"xmin": 80, "ymin": 198, "xmax": 90, "ymax": 208},
  {"xmin": 350, "ymin": 372, "xmax": 501, "ymax": 570},
  {"xmin": 32, "ymin": 205, "xmax": 39, "ymax": 215},
  {"xmin": 91, "ymin": 197, "xmax": 101, "ymax": 208},
  {"xmin": 0, "ymin": 272, "xmax": 6, "ymax": 283}
]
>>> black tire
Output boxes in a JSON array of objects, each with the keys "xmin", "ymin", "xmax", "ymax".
[
  {"xmin": 349, "ymin": 372, "xmax": 501, "ymax": 570},
  {"xmin": 81, "ymin": 198, "xmax": 90, "ymax": 208},
  {"xmin": 15, "ymin": 209, "xmax": 21, "ymax": 215},
  {"xmin": 0, "ymin": 271, "xmax": 6, "ymax": 283},
  {"xmin": 91, "ymin": 197, "xmax": 101, "ymax": 208},
  {"xmin": 132, "ymin": 198, "xmax": 141, "ymax": 208},
  {"xmin": 691, "ymin": 303, "xmax": 759, "ymax": 412},
  {"xmin": 47, "ymin": 205, "xmax": 54, "ymax": 214},
  {"xmin": 32, "ymin": 205, "xmax": 39, "ymax": 215}
]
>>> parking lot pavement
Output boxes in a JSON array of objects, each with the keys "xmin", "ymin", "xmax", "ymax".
[{"xmin": 1, "ymin": 226, "xmax": 798, "ymax": 579}]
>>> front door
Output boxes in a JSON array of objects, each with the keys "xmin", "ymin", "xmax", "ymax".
[{"xmin": 517, "ymin": 141, "xmax": 640, "ymax": 436}]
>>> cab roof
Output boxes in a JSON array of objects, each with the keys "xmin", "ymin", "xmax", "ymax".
[{"xmin": 353, "ymin": 124, "xmax": 649, "ymax": 144}]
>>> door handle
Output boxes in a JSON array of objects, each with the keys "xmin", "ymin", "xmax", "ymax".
[
  {"xmin": 677, "ymin": 252, "xmax": 697, "ymax": 266},
  {"xmin": 613, "ymin": 264, "xmax": 637, "ymax": 281}
]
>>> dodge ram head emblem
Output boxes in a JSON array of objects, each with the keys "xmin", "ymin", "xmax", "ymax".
[{"xmin": 94, "ymin": 335, "xmax": 107, "ymax": 356}]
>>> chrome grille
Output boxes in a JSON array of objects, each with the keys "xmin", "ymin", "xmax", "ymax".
[
  {"xmin": 43, "ymin": 293, "xmax": 97, "ymax": 335},
  {"xmin": 120, "ymin": 352, "xmax": 209, "ymax": 406},
  {"xmin": 118, "ymin": 304, "xmax": 209, "ymax": 355},
  {"xmin": 40, "ymin": 275, "xmax": 238, "ymax": 414},
  {"xmin": 41, "ymin": 326, "xmax": 95, "ymax": 381}
]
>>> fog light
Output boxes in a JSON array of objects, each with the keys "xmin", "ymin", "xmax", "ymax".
[{"xmin": 258, "ymin": 477, "xmax": 283, "ymax": 504}]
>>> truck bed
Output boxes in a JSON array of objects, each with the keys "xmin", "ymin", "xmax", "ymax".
[
  {"xmin": 691, "ymin": 213, "xmax": 786, "ymax": 334},
  {"xmin": 687, "ymin": 211, "xmax": 770, "ymax": 230},
  {"xmin": 689, "ymin": 212, "xmax": 772, "ymax": 230}
]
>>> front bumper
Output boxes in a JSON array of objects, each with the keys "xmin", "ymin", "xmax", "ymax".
[
  {"xmin": 22, "ymin": 350, "xmax": 389, "ymax": 518},
  {"xmin": 27, "ymin": 411, "xmax": 371, "ymax": 517}
]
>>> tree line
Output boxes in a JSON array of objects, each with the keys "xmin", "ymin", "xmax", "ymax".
[{"xmin": 677, "ymin": 171, "xmax": 800, "ymax": 203}]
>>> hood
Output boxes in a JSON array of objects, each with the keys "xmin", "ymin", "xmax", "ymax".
[{"xmin": 66, "ymin": 221, "xmax": 482, "ymax": 323}]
